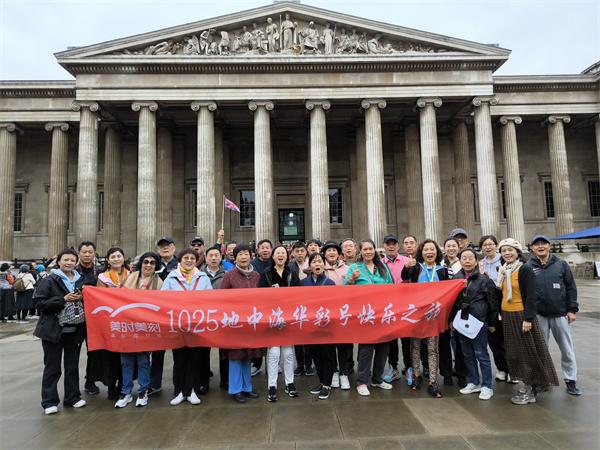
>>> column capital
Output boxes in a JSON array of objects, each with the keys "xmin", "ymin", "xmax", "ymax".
[
  {"xmin": 191, "ymin": 101, "xmax": 217, "ymax": 112},
  {"xmin": 71, "ymin": 101, "xmax": 100, "ymax": 112},
  {"xmin": 248, "ymin": 100, "xmax": 274, "ymax": 111},
  {"xmin": 416, "ymin": 97, "xmax": 442, "ymax": 109},
  {"xmin": 498, "ymin": 116, "xmax": 522, "ymax": 126},
  {"xmin": 0, "ymin": 122, "xmax": 23, "ymax": 134},
  {"xmin": 44, "ymin": 122, "xmax": 70, "ymax": 132},
  {"xmin": 305, "ymin": 100, "xmax": 331, "ymax": 111},
  {"xmin": 361, "ymin": 98, "xmax": 386, "ymax": 110},
  {"xmin": 544, "ymin": 115, "xmax": 571, "ymax": 125},
  {"xmin": 132, "ymin": 101, "xmax": 158, "ymax": 112},
  {"xmin": 472, "ymin": 96, "xmax": 498, "ymax": 107}
]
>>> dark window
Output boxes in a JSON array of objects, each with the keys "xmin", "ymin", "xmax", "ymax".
[
  {"xmin": 240, "ymin": 190, "xmax": 255, "ymax": 227},
  {"xmin": 589, "ymin": 180, "xmax": 600, "ymax": 217},
  {"xmin": 544, "ymin": 181, "xmax": 555, "ymax": 218},
  {"xmin": 471, "ymin": 182, "xmax": 480, "ymax": 222},
  {"xmin": 14, "ymin": 192, "xmax": 23, "ymax": 232},
  {"xmin": 500, "ymin": 182, "xmax": 507, "ymax": 220},
  {"xmin": 191, "ymin": 189, "xmax": 197, "ymax": 228},
  {"xmin": 98, "ymin": 191, "xmax": 104, "ymax": 231},
  {"xmin": 329, "ymin": 188, "xmax": 343, "ymax": 224}
]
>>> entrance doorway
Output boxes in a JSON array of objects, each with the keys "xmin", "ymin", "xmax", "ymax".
[{"xmin": 278, "ymin": 209, "xmax": 305, "ymax": 243}]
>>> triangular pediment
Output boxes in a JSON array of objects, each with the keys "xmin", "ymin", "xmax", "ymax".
[{"xmin": 56, "ymin": 2, "xmax": 509, "ymax": 61}]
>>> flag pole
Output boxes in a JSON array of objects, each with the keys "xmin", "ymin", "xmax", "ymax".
[{"xmin": 221, "ymin": 194, "xmax": 225, "ymax": 231}]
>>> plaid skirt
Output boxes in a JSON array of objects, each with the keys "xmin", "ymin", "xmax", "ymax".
[{"xmin": 503, "ymin": 310, "xmax": 559, "ymax": 388}]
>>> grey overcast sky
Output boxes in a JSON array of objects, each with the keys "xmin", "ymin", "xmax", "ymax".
[{"xmin": 1, "ymin": 0, "xmax": 599, "ymax": 80}]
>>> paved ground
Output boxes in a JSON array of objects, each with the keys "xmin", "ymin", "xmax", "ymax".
[{"xmin": 0, "ymin": 280, "xmax": 599, "ymax": 450}]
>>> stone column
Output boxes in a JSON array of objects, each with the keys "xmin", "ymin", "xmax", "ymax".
[
  {"xmin": 451, "ymin": 120, "xmax": 475, "ymax": 238},
  {"xmin": 45, "ymin": 122, "xmax": 70, "ymax": 256},
  {"xmin": 416, "ymin": 97, "xmax": 443, "ymax": 243},
  {"xmin": 191, "ymin": 101, "xmax": 218, "ymax": 242},
  {"xmin": 0, "ymin": 123, "xmax": 20, "ymax": 260},
  {"xmin": 361, "ymin": 99, "xmax": 387, "ymax": 246},
  {"xmin": 72, "ymin": 102, "xmax": 100, "ymax": 244},
  {"xmin": 499, "ymin": 116, "xmax": 526, "ymax": 244},
  {"xmin": 156, "ymin": 127, "xmax": 173, "ymax": 238},
  {"xmin": 472, "ymin": 96, "xmax": 500, "ymax": 237},
  {"xmin": 306, "ymin": 100, "xmax": 331, "ymax": 241},
  {"xmin": 132, "ymin": 101, "xmax": 158, "ymax": 253},
  {"xmin": 102, "ymin": 125, "xmax": 121, "ymax": 250},
  {"xmin": 404, "ymin": 122, "xmax": 425, "ymax": 242},
  {"xmin": 545, "ymin": 115, "xmax": 574, "ymax": 236},
  {"xmin": 249, "ymin": 100, "xmax": 275, "ymax": 243},
  {"xmin": 594, "ymin": 116, "xmax": 600, "ymax": 178}
]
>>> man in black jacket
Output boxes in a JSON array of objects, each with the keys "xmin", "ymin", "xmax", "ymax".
[{"xmin": 527, "ymin": 234, "xmax": 581, "ymax": 396}]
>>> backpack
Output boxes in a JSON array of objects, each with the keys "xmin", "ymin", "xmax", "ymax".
[{"xmin": 13, "ymin": 275, "xmax": 26, "ymax": 292}]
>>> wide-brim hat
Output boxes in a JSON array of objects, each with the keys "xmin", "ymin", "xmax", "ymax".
[{"xmin": 321, "ymin": 240, "xmax": 342, "ymax": 254}]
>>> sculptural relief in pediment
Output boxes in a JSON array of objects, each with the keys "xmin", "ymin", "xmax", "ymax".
[{"xmin": 113, "ymin": 13, "xmax": 452, "ymax": 57}]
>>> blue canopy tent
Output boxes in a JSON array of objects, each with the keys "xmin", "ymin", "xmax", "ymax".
[{"xmin": 553, "ymin": 226, "xmax": 600, "ymax": 240}]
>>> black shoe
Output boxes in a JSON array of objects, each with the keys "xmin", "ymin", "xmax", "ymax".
[
  {"xmin": 285, "ymin": 383, "xmax": 298, "ymax": 397},
  {"xmin": 305, "ymin": 366, "xmax": 315, "ymax": 376},
  {"xmin": 242, "ymin": 390, "xmax": 259, "ymax": 399},
  {"xmin": 318, "ymin": 385, "xmax": 330, "ymax": 400},
  {"xmin": 428, "ymin": 383, "xmax": 443, "ymax": 398},
  {"xmin": 294, "ymin": 366, "xmax": 305, "ymax": 376},
  {"xmin": 107, "ymin": 386, "xmax": 119, "ymax": 401},
  {"xmin": 197, "ymin": 385, "xmax": 209, "ymax": 395},
  {"xmin": 411, "ymin": 376, "xmax": 422, "ymax": 391},
  {"xmin": 267, "ymin": 386, "xmax": 277, "ymax": 402},
  {"xmin": 443, "ymin": 376, "xmax": 453, "ymax": 386},
  {"xmin": 232, "ymin": 393, "xmax": 247, "ymax": 403},
  {"xmin": 147, "ymin": 387, "xmax": 162, "ymax": 396},
  {"xmin": 310, "ymin": 384, "xmax": 323, "ymax": 395},
  {"xmin": 85, "ymin": 382, "xmax": 100, "ymax": 395},
  {"xmin": 565, "ymin": 380, "xmax": 582, "ymax": 396},
  {"xmin": 457, "ymin": 377, "xmax": 467, "ymax": 388}
]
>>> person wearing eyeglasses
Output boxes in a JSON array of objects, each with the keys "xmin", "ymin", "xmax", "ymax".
[{"xmin": 115, "ymin": 252, "xmax": 164, "ymax": 408}]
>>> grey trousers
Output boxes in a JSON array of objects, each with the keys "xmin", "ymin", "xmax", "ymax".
[
  {"xmin": 537, "ymin": 315, "xmax": 577, "ymax": 381},
  {"xmin": 357, "ymin": 342, "xmax": 389, "ymax": 385}
]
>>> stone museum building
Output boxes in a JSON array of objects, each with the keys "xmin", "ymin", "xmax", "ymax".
[{"xmin": 0, "ymin": 2, "xmax": 598, "ymax": 259}]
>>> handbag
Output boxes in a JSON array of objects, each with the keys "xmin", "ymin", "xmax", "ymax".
[
  {"xmin": 57, "ymin": 300, "xmax": 85, "ymax": 326},
  {"xmin": 452, "ymin": 310, "xmax": 484, "ymax": 339}
]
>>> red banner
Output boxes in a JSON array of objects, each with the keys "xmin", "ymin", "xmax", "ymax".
[{"xmin": 83, "ymin": 280, "xmax": 465, "ymax": 352}]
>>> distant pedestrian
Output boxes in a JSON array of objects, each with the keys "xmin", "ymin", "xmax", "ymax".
[{"xmin": 14, "ymin": 264, "xmax": 35, "ymax": 322}]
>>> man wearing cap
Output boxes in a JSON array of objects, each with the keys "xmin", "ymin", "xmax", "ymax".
[
  {"xmin": 190, "ymin": 236, "xmax": 206, "ymax": 268},
  {"xmin": 156, "ymin": 237, "xmax": 178, "ymax": 281},
  {"xmin": 449, "ymin": 228, "xmax": 471, "ymax": 251},
  {"xmin": 381, "ymin": 234, "xmax": 410, "ymax": 382},
  {"xmin": 526, "ymin": 234, "xmax": 581, "ymax": 396}
]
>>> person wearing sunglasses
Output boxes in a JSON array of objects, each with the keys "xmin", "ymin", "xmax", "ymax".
[
  {"xmin": 190, "ymin": 236, "xmax": 206, "ymax": 268},
  {"xmin": 115, "ymin": 252, "xmax": 164, "ymax": 408}
]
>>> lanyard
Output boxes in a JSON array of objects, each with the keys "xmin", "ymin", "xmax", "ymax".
[
  {"xmin": 176, "ymin": 277, "xmax": 201, "ymax": 291},
  {"xmin": 420, "ymin": 263, "xmax": 437, "ymax": 282}
]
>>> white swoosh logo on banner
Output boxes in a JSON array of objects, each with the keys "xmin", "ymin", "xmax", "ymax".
[{"xmin": 90, "ymin": 303, "xmax": 160, "ymax": 317}]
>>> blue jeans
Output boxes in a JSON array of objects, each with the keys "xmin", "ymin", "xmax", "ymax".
[
  {"xmin": 228, "ymin": 359, "xmax": 253, "ymax": 395},
  {"xmin": 458, "ymin": 326, "xmax": 492, "ymax": 389},
  {"xmin": 121, "ymin": 352, "xmax": 150, "ymax": 395}
]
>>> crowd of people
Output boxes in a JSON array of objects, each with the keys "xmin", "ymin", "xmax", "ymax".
[{"xmin": 0, "ymin": 227, "xmax": 582, "ymax": 416}]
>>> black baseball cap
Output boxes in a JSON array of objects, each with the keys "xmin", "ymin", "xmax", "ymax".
[
  {"xmin": 190, "ymin": 236, "xmax": 205, "ymax": 246},
  {"xmin": 530, "ymin": 234, "xmax": 551, "ymax": 245},
  {"xmin": 156, "ymin": 236, "xmax": 175, "ymax": 246},
  {"xmin": 450, "ymin": 228, "xmax": 468, "ymax": 238},
  {"xmin": 383, "ymin": 234, "xmax": 399, "ymax": 244}
]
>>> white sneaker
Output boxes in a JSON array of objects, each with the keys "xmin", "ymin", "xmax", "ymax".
[
  {"xmin": 340, "ymin": 375, "xmax": 351, "ymax": 390},
  {"xmin": 356, "ymin": 384, "xmax": 370, "ymax": 396},
  {"xmin": 170, "ymin": 392, "xmax": 184, "ymax": 406},
  {"xmin": 506, "ymin": 374, "xmax": 519, "ymax": 384},
  {"xmin": 479, "ymin": 387, "xmax": 494, "ymax": 400},
  {"xmin": 459, "ymin": 383, "xmax": 481, "ymax": 395},
  {"xmin": 371, "ymin": 381, "xmax": 393, "ymax": 390},
  {"xmin": 187, "ymin": 390, "xmax": 202, "ymax": 405},
  {"xmin": 44, "ymin": 406, "xmax": 58, "ymax": 415},
  {"xmin": 331, "ymin": 372, "xmax": 340, "ymax": 388},
  {"xmin": 495, "ymin": 371, "xmax": 507, "ymax": 381},
  {"xmin": 72, "ymin": 399, "xmax": 86, "ymax": 408},
  {"xmin": 250, "ymin": 365, "xmax": 262, "ymax": 377},
  {"xmin": 136, "ymin": 392, "xmax": 148, "ymax": 407},
  {"xmin": 114, "ymin": 395, "xmax": 132, "ymax": 408}
]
